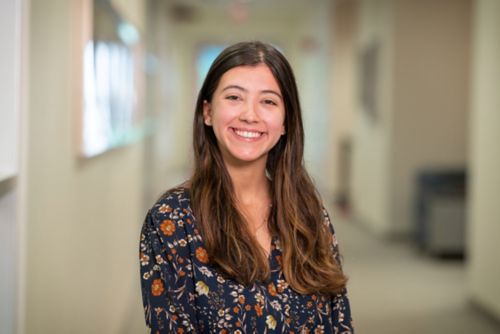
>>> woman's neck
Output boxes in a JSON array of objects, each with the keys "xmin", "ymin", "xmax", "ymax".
[
  {"xmin": 225, "ymin": 159, "xmax": 273, "ymax": 254},
  {"xmin": 225, "ymin": 161, "xmax": 270, "ymax": 205}
]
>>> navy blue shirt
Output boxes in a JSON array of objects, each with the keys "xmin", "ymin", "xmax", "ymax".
[{"xmin": 140, "ymin": 187, "xmax": 353, "ymax": 333}]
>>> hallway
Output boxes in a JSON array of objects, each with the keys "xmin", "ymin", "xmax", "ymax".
[
  {"xmin": 2, "ymin": 0, "xmax": 500, "ymax": 333},
  {"xmin": 334, "ymin": 218, "xmax": 500, "ymax": 334}
]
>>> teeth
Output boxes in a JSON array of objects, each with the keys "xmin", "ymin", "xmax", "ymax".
[{"xmin": 234, "ymin": 129, "xmax": 262, "ymax": 138}]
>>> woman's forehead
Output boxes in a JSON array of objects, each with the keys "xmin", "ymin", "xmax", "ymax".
[{"xmin": 216, "ymin": 64, "xmax": 281, "ymax": 94}]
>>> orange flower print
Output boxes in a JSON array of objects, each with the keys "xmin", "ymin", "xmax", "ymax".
[
  {"xmin": 160, "ymin": 220, "xmax": 176, "ymax": 236},
  {"xmin": 255, "ymin": 304, "xmax": 263, "ymax": 316},
  {"xmin": 268, "ymin": 283, "xmax": 277, "ymax": 297},
  {"xmin": 151, "ymin": 279, "xmax": 164, "ymax": 297},
  {"xmin": 140, "ymin": 191, "xmax": 355, "ymax": 331},
  {"xmin": 195, "ymin": 247, "xmax": 209, "ymax": 263}
]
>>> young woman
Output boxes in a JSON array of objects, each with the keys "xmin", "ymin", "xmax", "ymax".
[{"xmin": 140, "ymin": 41, "xmax": 353, "ymax": 333}]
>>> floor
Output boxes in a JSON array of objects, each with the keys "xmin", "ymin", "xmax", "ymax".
[{"xmin": 334, "ymin": 219, "xmax": 500, "ymax": 334}]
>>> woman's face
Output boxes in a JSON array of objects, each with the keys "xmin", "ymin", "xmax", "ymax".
[{"xmin": 203, "ymin": 64, "xmax": 285, "ymax": 167}]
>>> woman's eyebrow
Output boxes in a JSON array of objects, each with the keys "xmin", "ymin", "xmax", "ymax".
[
  {"xmin": 261, "ymin": 90, "xmax": 283, "ymax": 100},
  {"xmin": 222, "ymin": 85, "xmax": 282, "ymax": 100},
  {"xmin": 222, "ymin": 84, "xmax": 246, "ymax": 92}
]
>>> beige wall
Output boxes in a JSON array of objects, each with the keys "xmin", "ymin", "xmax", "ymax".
[
  {"xmin": 23, "ymin": 1, "xmax": 146, "ymax": 332},
  {"xmin": 331, "ymin": 0, "xmax": 357, "ymax": 205},
  {"xmin": 468, "ymin": 0, "xmax": 500, "ymax": 320},
  {"xmin": 350, "ymin": 0, "xmax": 394, "ymax": 235},
  {"xmin": 391, "ymin": 0, "xmax": 471, "ymax": 235},
  {"xmin": 142, "ymin": 0, "xmax": 185, "ymax": 203},
  {"xmin": 349, "ymin": 0, "xmax": 470, "ymax": 237}
]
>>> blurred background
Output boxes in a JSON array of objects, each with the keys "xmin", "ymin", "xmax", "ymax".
[{"xmin": 1, "ymin": 0, "xmax": 499, "ymax": 333}]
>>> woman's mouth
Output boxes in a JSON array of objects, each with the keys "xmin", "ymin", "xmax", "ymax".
[{"xmin": 232, "ymin": 128, "xmax": 264, "ymax": 139}]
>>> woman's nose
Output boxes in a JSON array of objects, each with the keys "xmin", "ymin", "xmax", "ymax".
[{"xmin": 239, "ymin": 100, "xmax": 259, "ymax": 123}]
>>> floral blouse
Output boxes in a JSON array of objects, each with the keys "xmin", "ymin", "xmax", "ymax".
[{"xmin": 139, "ymin": 187, "xmax": 353, "ymax": 333}]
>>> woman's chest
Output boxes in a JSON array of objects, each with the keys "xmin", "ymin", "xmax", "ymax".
[{"xmin": 190, "ymin": 248, "xmax": 334, "ymax": 333}]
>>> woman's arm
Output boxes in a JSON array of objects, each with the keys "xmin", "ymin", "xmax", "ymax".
[
  {"xmin": 323, "ymin": 209, "xmax": 354, "ymax": 333},
  {"xmin": 332, "ymin": 290, "xmax": 354, "ymax": 333},
  {"xmin": 140, "ymin": 208, "xmax": 198, "ymax": 333}
]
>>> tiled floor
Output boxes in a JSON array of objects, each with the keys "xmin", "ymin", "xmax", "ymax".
[{"xmin": 334, "ymin": 219, "xmax": 500, "ymax": 334}]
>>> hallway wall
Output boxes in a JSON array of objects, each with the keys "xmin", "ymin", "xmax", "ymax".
[
  {"xmin": 0, "ymin": 0, "xmax": 24, "ymax": 333},
  {"xmin": 350, "ymin": 0, "xmax": 470, "ymax": 237},
  {"xmin": 391, "ymin": 0, "xmax": 470, "ymax": 236},
  {"xmin": 468, "ymin": 0, "xmax": 500, "ymax": 320},
  {"xmin": 23, "ymin": 0, "xmax": 146, "ymax": 332},
  {"xmin": 331, "ymin": 0, "xmax": 358, "ymax": 206},
  {"xmin": 350, "ymin": 0, "xmax": 394, "ymax": 235}
]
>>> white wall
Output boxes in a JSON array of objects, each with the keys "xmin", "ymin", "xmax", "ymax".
[
  {"xmin": 0, "ymin": 1, "xmax": 25, "ymax": 333},
  {"xmin": 468, "ymin": 0, "xmax": 500, "ymax": 320},
  {"xmin": 0, "ymin": 0, "xmax": 20, "ymax": 180},
  {"xmin": 294, "ymin": 1, "xmax": 335, "ymax": 194},
  {"xmin": 23, "ymin": 1, "xmax": 146, "ymax": 332},
  {"xmin": 350, "ymin": 0, "xmax": 394, "ymax": 235}
]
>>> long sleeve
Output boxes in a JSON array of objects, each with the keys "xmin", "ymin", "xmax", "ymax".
[
  {"xmin": 323, "ymin": 209, "xmax": 354, "ymax": 333},
  {"xmin": 139, "ymin": 209, "xmax": 198, "ymax": 333},
  {"xmin": 331, "ymin": 291, "xmax": 354, "ymax": 333}
]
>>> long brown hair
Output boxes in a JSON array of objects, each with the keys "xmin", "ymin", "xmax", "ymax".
[{"xmin": 190, "ymin": 41, "xmax": 347, "ymax": 295}]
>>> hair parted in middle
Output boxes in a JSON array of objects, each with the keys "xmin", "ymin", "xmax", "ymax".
[{"xmin": 189, "ymin": 41, "xmax": 347, "ymax": 295}]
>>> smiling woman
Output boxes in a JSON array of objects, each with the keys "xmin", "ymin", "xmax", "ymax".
[
  {"xmin": 203, "ymin": 64, "xmax": 285, "ymax": 168},
  {"xmin": 139, "ymin": 41, "xmax": 353, "ymax": 333}
]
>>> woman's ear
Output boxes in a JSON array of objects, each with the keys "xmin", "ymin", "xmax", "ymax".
[{"xmin": 203, "ymin": 100, "xmax": 212, "ymax": 126}]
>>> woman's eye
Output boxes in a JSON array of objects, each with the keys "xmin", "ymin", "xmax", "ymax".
[
  {"xmin": 263, "ymin": 99, "xmax": 277, "ymax": 106},
  {"xmin": 226, "ymin": 95, "xmax": 240, "ymax": 101}
]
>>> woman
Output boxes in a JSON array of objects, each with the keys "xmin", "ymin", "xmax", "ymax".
[{"xmin": 140, "ymin": 41, "xmax": 353, "ymax": 333}]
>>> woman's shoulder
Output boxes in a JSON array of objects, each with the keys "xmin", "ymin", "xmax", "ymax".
[
  {"xmin": 143, "ymin": 184, "xmax": 196, "ymax": 242},
  {"xmin": 149, "ymin": 184, "xmax": 191, "ymax": 220},
  {"xmin": 149, "ymin": 185, "xmax": 191, "ymax": 215}
]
